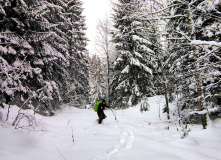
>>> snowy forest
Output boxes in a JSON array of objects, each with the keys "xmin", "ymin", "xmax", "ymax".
[
  {"xmin": 0, "ymin": 0, "xmax": 221, "ymax": 129},
  {"xmin": 0, "ymin": 0, "xmax": 89, "ymax": 115},
  {"xmin": 0, "ymin": 0, "xmax": 221, "ymax": 159},
  {"xmin": 89, "ymin": 0, "xmax": 221, "ymax": 129}
]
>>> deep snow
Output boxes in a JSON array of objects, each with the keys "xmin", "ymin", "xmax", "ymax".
[{"xmin": 0, "ymin": 96, "xmax": 221, "ymax": 160}]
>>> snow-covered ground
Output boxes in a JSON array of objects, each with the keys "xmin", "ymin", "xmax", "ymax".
[{"xmin": 1, "ymin": 96, "xmax": 221, "ymax": 160}]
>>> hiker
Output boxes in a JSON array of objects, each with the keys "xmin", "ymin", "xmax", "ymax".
[{"xmin": 97, "ymin": 100, "xmax": 110, "ymax": 124}]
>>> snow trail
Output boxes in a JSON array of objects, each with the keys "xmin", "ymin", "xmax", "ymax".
[
  {"xmin": 107, "ymin": 128, "xmax": 135, "ymax": 157},
  {"xmin": 92, "ymin": 125, "xmax": 136, "ymax": 160}
]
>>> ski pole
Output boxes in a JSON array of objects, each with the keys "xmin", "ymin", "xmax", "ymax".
[{"xmin": 110, "ymin": 107, "xmax": 118, "ymax": 122}]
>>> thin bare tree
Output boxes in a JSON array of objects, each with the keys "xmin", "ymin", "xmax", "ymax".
[{"xmin": 95, "ymin": 16, "xmax": 115, "ymax": 104}]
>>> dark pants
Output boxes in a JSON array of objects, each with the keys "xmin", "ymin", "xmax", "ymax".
[{"xmin": 97, "ymin": 112, "xmax": 106, "ymax": 124}]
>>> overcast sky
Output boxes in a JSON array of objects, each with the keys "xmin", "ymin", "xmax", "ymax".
[{"xmin": 82, "ymin": 0, "xmax": 113, "ymax": 54}]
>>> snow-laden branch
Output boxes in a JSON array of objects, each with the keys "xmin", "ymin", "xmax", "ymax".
[
  {"xmin": 191, "ymin": 40, "xmax": 221, "ymax": 47},
  {"xmin": 188, "ymin": 107, "xmax": 221, "ymax": 116}
]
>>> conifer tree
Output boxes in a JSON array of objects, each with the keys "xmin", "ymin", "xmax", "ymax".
[
  {"xmin": 0, "ymin": 0, "xmax": 90, "ymax": 114},
  {"xmin": 64, "ymin": 0, "xmax": 89, "ymax": 107},
  {"xmin": 111, "ymin": 0, "xmax": 156, "ymax": 106},
  {"xmin": 27, "ymin": 0, "xmax": 71, "ymax": 112},
  {"xmin": 0, "ymin": 0, "xmax": 60, "ymax": 114}
]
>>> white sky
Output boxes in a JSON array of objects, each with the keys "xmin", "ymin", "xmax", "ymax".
[{"xmin": 82, "ymin": 0, "xmax": 113, "ymax": 55}]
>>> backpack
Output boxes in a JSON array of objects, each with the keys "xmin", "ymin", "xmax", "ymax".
[{"xmin": 94, "ymin": 101, "xmax": 102, "ymax": 112}]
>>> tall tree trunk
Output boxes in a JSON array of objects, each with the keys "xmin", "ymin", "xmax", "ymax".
[
  {"xmin": 187, "ymin": 3, "xmax": 207, "ymax": 129},
  {"xmin": 164, "ymin": 74, "xmax": 170, "ymax": 120},
  {"xmin": 107, "ymin": 52, "xmax": 110, "ymax": 104},
  {"xmin": 193, "ymin": 49, "xmax": 207, "ymax": 129},
  {"xmin": 165, "ymin": 82, "xmax": 170, "ymax": 120}
]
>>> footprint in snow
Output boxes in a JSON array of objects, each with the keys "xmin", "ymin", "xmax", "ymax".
[
  {"xmin": 92, "ymin": 128, "xmax": 136, "ymax": 160},
  {"xmin": 108, "ymin": 129, "xmax": 135, "ymax": 158}
]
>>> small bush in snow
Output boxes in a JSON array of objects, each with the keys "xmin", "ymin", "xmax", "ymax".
[
  {"xmin": 140, "ymin": 102, "xmax": 150, "ymax": 112},
  {"xmin": 13, "ymin": 112, "xmax": 45, "ymax": 131},
  {"xmin": 179, "ymin": 125, "xmax": 191, "ymax": 139}
]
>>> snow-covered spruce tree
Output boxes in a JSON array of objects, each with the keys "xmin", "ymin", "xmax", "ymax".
[
  {"xmin": 0, "ymin": 0, "xmax": 90, "ymax": 116},
  {"xmin": 36, "ymin": 0, "xmax": 72, "ymax": 111},
  {"xmin": 30, "ymin": 0, "xmax": 89, "ymax": 109},
  {"xmin": 29, "ymin": 0, "xmax": 67, "ymax": 111},
  {"xmin": 64, "ymin": 0, "xmax": 89, "ymax": 107},
  {"xmin": 166, "ymin": 0, "xmax": 221, "ymax": 128},
  {"xmin": 142, "ymin": 0, "xmax": 164, "ymax": 95},
  {"xmin": 111, "ymin": 0, "xmax": 156, "ymax": 107},
  {"xmin": 89, "ymin": 55, "xmax": 106, "ymax": 105},
  {"xmin": 0, "ymin": 0, "xmax": 61, "ymax": 115},
  {"xmin": 134, "ymin": 0, "xmax": 171, "ymax": 118}
]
